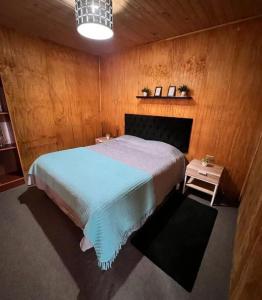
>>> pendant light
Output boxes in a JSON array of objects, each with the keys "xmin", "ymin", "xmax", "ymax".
[{"xmin": 75, "ymin": 0, "xmax": 113, "ymax": 40}]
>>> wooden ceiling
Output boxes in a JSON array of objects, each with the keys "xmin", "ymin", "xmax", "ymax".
[{"xmin": 0, "ymin": 0, "xmax": 262, "ymax": 55}]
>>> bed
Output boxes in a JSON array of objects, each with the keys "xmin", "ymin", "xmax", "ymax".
[{"xmin": 28, "ymin": 114, "xmax": 193, "ymax": 269}]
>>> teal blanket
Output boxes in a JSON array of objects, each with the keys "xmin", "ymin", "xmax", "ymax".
[{"xmin": 28, "ymin": 148, "xmax": 155, "ymax": 269}]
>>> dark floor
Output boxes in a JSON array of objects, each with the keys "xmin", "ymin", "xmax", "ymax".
[{"xmin": 0, "ymin": 185, "xmax": 237, "ymax": 300}]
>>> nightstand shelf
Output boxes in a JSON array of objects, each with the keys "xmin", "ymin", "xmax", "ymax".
[
  {"xmin": 185, "ymin": 178, "xmax": 214, "ymax": 195},
  {"xmin": 183, "ymin": 159, "xmax": 224, "ymax": 206}
]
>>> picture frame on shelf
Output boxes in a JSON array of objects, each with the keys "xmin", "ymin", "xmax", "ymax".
[
  {"xmin": 154, "ymin": 86, "xmax": 162, "ymax": 97},
  {"xmin": 167, "ymin": 85, "xmax": 176, "ymax": 97}
]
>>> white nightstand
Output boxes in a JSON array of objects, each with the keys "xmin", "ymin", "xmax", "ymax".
[
  {"xmin": 95, "ymin": 136, "xmax": 114, "ymax": 144},
  {"xmin": 183, "ymin": 159, "xmax": 224, "ymax": 206}
]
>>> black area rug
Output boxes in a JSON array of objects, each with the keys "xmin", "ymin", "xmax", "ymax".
[{"xmin": 131, "ymin": 192, "xmax": 218, "ymax": 292}]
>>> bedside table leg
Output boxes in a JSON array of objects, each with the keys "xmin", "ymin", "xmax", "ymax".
[
  {"xmin": 210, "ymin": 184, "xmax": 218, "ymax": 206},
  {"xmin": 182, "ymin": 175, "xmax": 187, "ymax": 194}
]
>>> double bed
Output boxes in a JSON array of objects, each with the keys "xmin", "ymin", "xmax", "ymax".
[{"xmin": 28, "ymin": 114, "xmax": 193, "ymax": 269}]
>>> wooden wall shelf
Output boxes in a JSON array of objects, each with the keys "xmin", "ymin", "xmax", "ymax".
[
  {"xmin": 136, "ymin": 96, "xmax": 192, "ymax": 100},
  {"xmin": 0, "ymin": 172, "xmax": 24, "ymax": 192},
  {"xmin": 0, "ymin": 143, "xmax": 17, "ymax": 152},
  {"xmin": 0, "ymin": 77, "xmax": 24, "ymax": 192}
]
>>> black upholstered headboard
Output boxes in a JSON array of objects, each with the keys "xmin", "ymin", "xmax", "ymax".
[{"xmin": 125, "ymin": 114, "xmax": 193, "ymax": 153}]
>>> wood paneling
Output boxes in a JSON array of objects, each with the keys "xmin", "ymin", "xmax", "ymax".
[
  {"xmin": 0, "ymin": 26, "xmax": 100, "ymax": 172},
  {"xmin": 0, "ymin": 1, "xmax": 262, "ymax": 55},
  {"xmin": 230, "ymin": 134, "xmax": 262, "ymax": 299},
  {"xmin": 100, "ymin": 18, "xmax": 262, "ymax": 200}
]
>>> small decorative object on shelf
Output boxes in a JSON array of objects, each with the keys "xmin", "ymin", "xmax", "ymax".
[
  {"xmin": 0, "ymin": 128, "xmax": 6, "ymax": 148},
  {"xmin": 141, "ymin": 87, "xmax": 151, "ymax": 97},
  {"xmin": 178, "ymin": 84, "xmax": 190, "ymax": 97},
  {"xmin": 201, "ymin": 156, "xmax": 209, "ymax": 167},
  {"xmin": 0, "ymin": 121, "xmax": 14, "ymax": 144},
  {"xmin": 154, "ymin": 86, "xmax": 162, "ymax": 97},
  {"xmin": 167, "ymin": 85, "xmax": 176, "ymax": 97}
]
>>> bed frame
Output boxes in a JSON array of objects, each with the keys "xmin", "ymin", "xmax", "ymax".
[{"xmin": 125, "ymin": 114, "xmax": 193, "ymax": 153}]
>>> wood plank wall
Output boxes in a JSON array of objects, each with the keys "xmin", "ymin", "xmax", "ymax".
[
  {"xmin": 100, "ymin": 18, "xmax": 262, "ymax": 200},
  {"xmin": 230, "ymin": 134, "xmax": 262, "ymax": 299},
  {"xmin": 0, "ymin": 26, "xmax": 100, "ymax": 172}
]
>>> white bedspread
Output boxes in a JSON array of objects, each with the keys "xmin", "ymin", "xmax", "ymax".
[{"xmin": 90, "ymin": 135, "xmax": 185, "ymax": 205}]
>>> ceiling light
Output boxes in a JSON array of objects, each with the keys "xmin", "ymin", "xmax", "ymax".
[{"xmin": 75, "ymin": 0, "xmax": 113, "ymax": 40}]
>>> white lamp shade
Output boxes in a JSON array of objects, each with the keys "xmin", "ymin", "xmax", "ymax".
[{"xmin": 77, "ymin": 23, "xmax": 113, "ymax": 40}]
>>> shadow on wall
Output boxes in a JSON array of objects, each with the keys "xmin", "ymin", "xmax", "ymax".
[
  {"xmin": 19, "ymin": 187, "xmax": 142, "ymax": 300},
  {"xmin": 220, "ymin": 169, "xmax": 240, "ymax": 205}
]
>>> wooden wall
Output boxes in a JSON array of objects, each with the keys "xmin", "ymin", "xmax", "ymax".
[
  {"xmin": 0, "ymin": 19, "xmax": 261, "ymax": 200},
  {"xmin": 100, "ymin": 18, "xmax": 262, "ymax": 200},
  {"xmin": 230, "ymin": 134, "xmax": 262, "ymax": 300},
  {"xmin": 0, "ymin": 26, "xmax": 100, "ymax": 172}
]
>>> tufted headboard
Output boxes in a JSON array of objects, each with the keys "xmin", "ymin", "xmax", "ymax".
[{"xmin": 125, "ymin": 114, "xmax": 193, "ymax": 153}]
